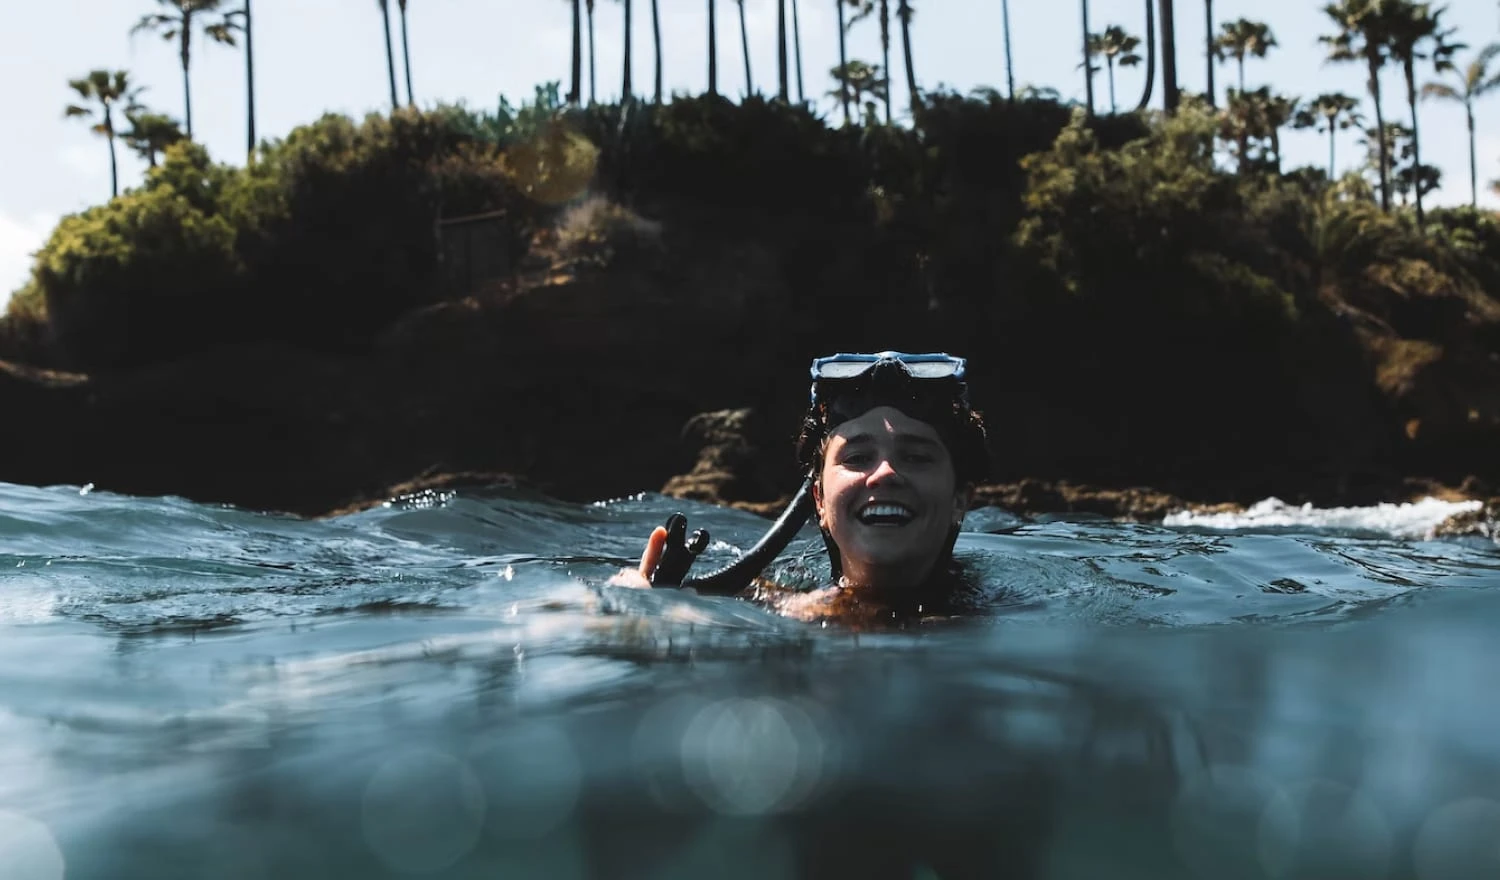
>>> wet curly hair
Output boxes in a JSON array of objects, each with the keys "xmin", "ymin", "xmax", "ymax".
[{"xmin": 793, "ymin": 387, "xmax": 991, "ymax": 485}]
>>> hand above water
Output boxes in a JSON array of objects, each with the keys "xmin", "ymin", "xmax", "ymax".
[{"xmin": 606, "ymin": 525, "xmax": 668, "ymax": 589}]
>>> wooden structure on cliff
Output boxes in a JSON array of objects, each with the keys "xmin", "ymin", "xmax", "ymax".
[{"xmin": 436, "ymin": 209, "xmax": 513, "ymax": 297}]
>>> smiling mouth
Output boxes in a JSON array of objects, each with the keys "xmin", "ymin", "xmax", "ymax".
[{"xmin": 857, "ymin": 502, "xmax": 916, "ymax": 526}]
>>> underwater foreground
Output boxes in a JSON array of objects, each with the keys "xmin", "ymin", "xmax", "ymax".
[{"xmin": 1, "ymin": 481, "xmax": 1498, "ymax": 879}]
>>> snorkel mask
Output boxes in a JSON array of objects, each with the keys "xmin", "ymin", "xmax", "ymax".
[
  {"xmin": 796, "ymin": 352, "xmax": 987, "ymax": 584},
  {"xmin": 650, "ymin": 352, "xmax": 988, "ymax": 592}
]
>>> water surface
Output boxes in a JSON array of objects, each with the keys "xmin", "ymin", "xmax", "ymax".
[{"xmin": 1, "ymin": 481, "xmax": 1498, "ymax": 879}]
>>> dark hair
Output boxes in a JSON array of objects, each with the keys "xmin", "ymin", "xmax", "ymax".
[{"xmin": 795, "ymin": 398, "xmax": 991, "ymax": 485}]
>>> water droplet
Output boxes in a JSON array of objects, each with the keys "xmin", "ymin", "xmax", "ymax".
[
  {"xmin": 361, "ymin": 750, "xmax": 485, "ymax": 874},
  {"xmin": 1413, "ymin": 797, "xmax": 1500, "ymax": 880}
]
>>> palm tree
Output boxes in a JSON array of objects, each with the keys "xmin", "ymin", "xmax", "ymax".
[
  {"xmin": 837, "ymin": 0, "xmax": 856, "ymax": 121},
  {"xmin": 1323, "ymin": 0, "xmax": 1395, "ymax": 211},
  {"xmin": 1089, "ymin": 25, "xmax": 1143, "ymax": 113},
  {"xmin": 224, "ymin": 0, "xmax": 254, "ymax": 160},
  {"xmin": 1136, "ymin": 0, "xmax": 1156, "ymax": 110},
  {"xmin": 1160, "ymin": 0, "xmax": 1180, "ymax": 111},
  {"xmin": 708, "ymin": 0, "xmax": 719, "ymax": 97},
  {"xmin": 735, "ymin": 0, "xmax": 753, "ymax": 98},
  {"xmin": 587, "ymin": 0, "xmax": 598, "ymax": 103},
  {"xmin": 1423, "ymin": 44, "xmax": 1500, "ymax": 206},
  {"xmin": 829, "ymin": 59, "xmax": 887, "ymax": 125},
  {"xmin": 1203, "ymin": 0, "xmax": 1215, "ymax": 105},
  {"xmin": 1384, "ymin": 1, "xmax": 1461, "ymax": 226},
  {"xmin": 652, "ymin": 0, "xmax": 663, "ymax": 102},
  {"xmin": 845, "ymin": 1, "xmax": 891, "ymax": 120},
  {"xmin": 1264, "ymin": 91, "xmax": 1298, "ymax": 171},
  {"xmin": 1362, "ymin": 121, "xmax": 1432, "ymax": 204},
  {"xmin": 792, "ymin": 0, "xmax": 806, "ymax": 103},
  {"xmin": 375, "ymin": 0, "xmax": 398, "ymax": 109},
  {"xmin": 65, "ymin": 70, "xmax": 140, "ymax": 199},
  {"xmin": 567, "ymin": 0, "xmax": 582, "ymax": 105},
  {"xmin": 621, "ymin": 0, "xmax": 635, "ymax": 102},
  {"xmin": 396, "ymin": 0, "xmax": 414, "ymax": 106},
  {"xmin": 131, "ymin": 0, "xmax": 241, "ymax": 138},
  {"xmin": 778, "ymin": 0, "xmax": 790, "ymax": 100},
  {"xmin": 1295, "ymin": 92, "xmax": 1364, "ymax": 178},
  {"xmin": 879, "ymin": 0, "xmax": 893, "ymax": 121},
  {"xmin": 1081, "ymin": 0, "xmax": 1096, "ymax": 116},
  {"xmin": 1002, "ymin": 0, "xmax": 1016, "ymax": 100},
  {"xmin": 122, "ymin": 109, "xmax": 187, "ymax": 168},
  {"xmin": 1213, "ymin": 18, "xmax": 1277, "ymax": 93},
  {"xmin": 897, "ymin": 0, "xmax": 919, "ymax": 114}
]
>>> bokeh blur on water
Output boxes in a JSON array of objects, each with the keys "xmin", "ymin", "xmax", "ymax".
[{"xmin": 1, "ymin": 480, "xmax": 1498, "ymax": 879}]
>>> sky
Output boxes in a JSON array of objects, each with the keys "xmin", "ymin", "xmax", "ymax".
[{"xmin": 4, "ymin": 0, "xmax": 1500, "ymax": 309}]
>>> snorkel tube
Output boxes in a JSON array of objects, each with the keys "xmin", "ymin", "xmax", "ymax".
[{"xmin": 649, "ymin": 473, "xmax": 816, "ymax": 594}]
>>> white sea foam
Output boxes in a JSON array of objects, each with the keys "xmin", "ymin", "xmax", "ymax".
[{"xmin": 1162, "ymin": 496, "xmax": 1485, "ymax": 540}]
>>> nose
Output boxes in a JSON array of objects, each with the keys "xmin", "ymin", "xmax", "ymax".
[{"xmin": 867, "ymin": 458, "xmax": 904, "ymax": 486}]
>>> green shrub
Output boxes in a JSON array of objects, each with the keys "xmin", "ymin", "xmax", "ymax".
[
  {"xmin": 36, "ymin": 181, "xmax": 240, "ymax": 370},
  {"xmin": 25, "ymin": 106, "xmax": 546, "ymax": 367},
  {"xmin": 0, "ymin": 279, "xmax": 56, "ymax": 366}
]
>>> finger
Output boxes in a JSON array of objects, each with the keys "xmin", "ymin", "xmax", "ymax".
[{"xmin": 639, "ymin": 526, "xmax": 668, "ymax": 579}]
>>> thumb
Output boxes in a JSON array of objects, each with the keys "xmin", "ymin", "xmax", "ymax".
[{"xmin": 638, "ymin": 525, "xmax": 668, "ymax": 580}]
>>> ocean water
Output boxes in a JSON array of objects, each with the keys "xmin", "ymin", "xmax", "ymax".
[{"xmin": 1, "ymin": 480, "xmax": 1498, "ymax": 879}]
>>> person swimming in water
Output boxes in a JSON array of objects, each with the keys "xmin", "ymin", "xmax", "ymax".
[{"xmin": 611, "ymin": 352, "xmax": 990, "ymax": 620}]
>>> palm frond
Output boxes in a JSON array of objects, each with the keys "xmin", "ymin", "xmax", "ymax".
[
  {"xmin": 131, "ymin": 12, "xmax": 180, "ymax": 37},
  {"xmin": 205, "ymin": 23, "xmax": 237, "ymax": 45},
  {"xmin": 1421, "ymin": 81, "xmax": 1460, "ymax": 102},
  {"xmin": 64, "ymin": 104, "xmax": 93, "ymax": 118}
]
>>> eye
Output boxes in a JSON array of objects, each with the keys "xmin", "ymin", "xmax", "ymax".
[
  {"xmin": 903, "ymin": 451, "xmax": 936, "ymax": 464},
  {"xmin": 840, "ymin": 451, "xmax": 872, "ymax": 466}
]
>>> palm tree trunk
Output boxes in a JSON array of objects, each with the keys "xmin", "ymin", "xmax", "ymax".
[
  {"xmin": 1002, "ymin": 0, "xmax": 1016, "ymax": 100},
  {"xmin": 1237, "ymin": 55, "xmax": 1244, "ymax": 92},
  {"xmin": 1160, "ymin": 0, "xmax": 1178, "ymax": 112},
  {"xmin": 1107, "ymin": 58, "xmax": 1117, "ymax": 113},
  {"xmin": 1204, "ymin": 0, "xmax": 1214, "ymax": 106},
  {"xmin": 588, "ymin": 1, "xmax": 597, "ymax": 104},
  {"xmin": 380, "ymin": 0, "xmax": 398, "ymax": 110},
  {"xmin": 569, "ymin": 0, "xmax": 582, "ymax": 104},
  {"xmin": 708, "ymin": 0, "xmax": 718, "ymax": 96},
  {"xmin": 1368, "ymin": 50, "xmax": 1390, "ymax": 212},
  {"xmin": 400, "ymin": 2, "xmax": 414, "ymax": 106},
  {"xmin": 778, "ymin": 0, "xmax": 789, "ymax": 100},
  {"xmin": 1329, "ymin": 125, "xmax": 1336, "ymax": 180},
  {"xmin": 1406, "ymin": 61, "xmax": 1423, "ymax": 226},
  {"xmin": 898, "ymin": 0, "xmax": 918, "ymax": 114},
  {"xmin": 106, "ymin": 109, "xmax": 119, "ymax": 198},
  {"xmin": 1468, "ymin": 103, "xmax": 1477, "ymax": 208},
  {"xmin": 181, "ymin": 23, "xmax": 195, "ymax": 138},
  {"xmin": 838, "ymin": 0, "xmax": 850, "ymax": 121},
  {"xmin": 652, "ymin": 0, "xmax": 663, "ymax": 102},
  {"xmin": 1136, "ymin": 0, "xmax": 1155, "ymax": 111},
  {"xmin": 623, "ymin": 0, "xmax": 634, "ymax": 101},
  {"xmin": 245, "ymin": 0, "xmax": 256, "ymax": 160},
  {"xmin": 739, "ymin": 0, "xmax": 753, "ymax": 97},
  {"xmin": 1081, "ymin": 0, "xmax": 1095, "ymax": 117},
  {"xmin": 792, "ymin": 0, "xmax": 805, "ymax": 103},
  {"xmin": 879, "ymin": 0, "xmax": 892, "ymax": 122}
]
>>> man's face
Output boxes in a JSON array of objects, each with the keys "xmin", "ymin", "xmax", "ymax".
[{"xmin": 814, "ymin": 406, "xmax": 968, "ymax": 590}]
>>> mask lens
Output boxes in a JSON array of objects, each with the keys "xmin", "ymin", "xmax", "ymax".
[
  {"xmin": 904, "ymin": 361, "xmax": 962, "ymax": 379},
  {"xmin": 815, "ymin": 361, "xmax": 877, "ymax": 380}
]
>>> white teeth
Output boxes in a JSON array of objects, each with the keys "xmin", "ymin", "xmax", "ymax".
[{"xmin": 859, "ymin": 503, "xmax": 913, "ymax": 521}]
